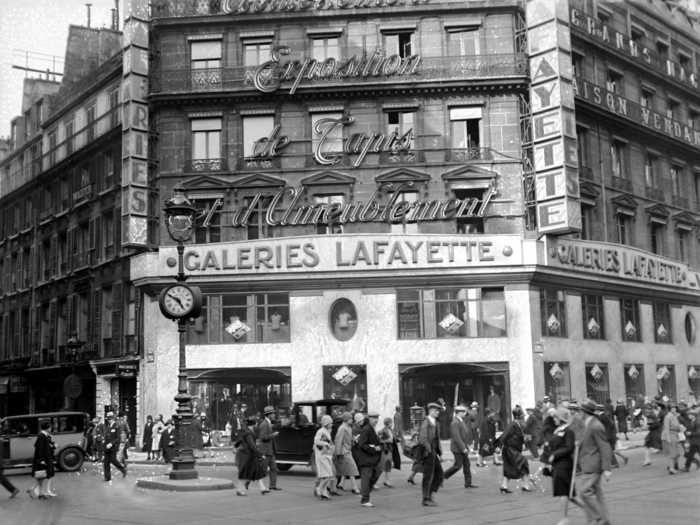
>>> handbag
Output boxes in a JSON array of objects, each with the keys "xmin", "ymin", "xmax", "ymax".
[{"xmin": 34, "ymin": 469, "xmax": 47, "ymax": 480}]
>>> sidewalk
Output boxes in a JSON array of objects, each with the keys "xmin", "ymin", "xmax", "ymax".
[{"xmin": 125, "ymin": 432, "xmax": 645, "ymax": 467}]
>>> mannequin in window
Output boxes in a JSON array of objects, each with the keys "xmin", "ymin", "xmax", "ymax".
[{"xmin": 270, "ymin": 310, "xmax": 282, "ymax": 331}]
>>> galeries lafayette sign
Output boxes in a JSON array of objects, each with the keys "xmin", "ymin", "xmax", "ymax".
[
  {"xmin": 546, "ymin": 238, "xmax": 700, "ymax": 291},
  {"xmin": 158, "ymin": 235, "xmax": 525, "ymax": 275}
]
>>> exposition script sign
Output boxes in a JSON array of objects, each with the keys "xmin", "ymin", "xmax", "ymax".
[
  {"xmin": 546, "ymin": 238, "xmax": 700, "ymax": 290},
  {"xmin": 158, "ymin": 235, "xmax": 524, "ymax": 275}
]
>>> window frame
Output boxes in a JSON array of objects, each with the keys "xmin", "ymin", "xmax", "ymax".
[
  {"xmin": 190, "ymin": 39, "xmax": 223, "ymax": 70},
  {"xmin": 191, "ymin": 117, "xmax": 222, "ymax": 162},
  {"xmin": 582, "ymin": 294, "xmax": 605, "ymax": 340},
  {"xmin": 540, "ymin": 288, "xmax": 567, "ymax": 337},
  {"xmin": 653, "ymin": 302, "xmax": 673, "ymax": 344},
  {"xmin": 620, "ymin": 298, "xmax": 641, "ymax": 342}
]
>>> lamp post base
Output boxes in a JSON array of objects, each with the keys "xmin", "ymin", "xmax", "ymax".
[{"xmin": 169, "ymin": 451, "xmax": 199, "ymax": 480}]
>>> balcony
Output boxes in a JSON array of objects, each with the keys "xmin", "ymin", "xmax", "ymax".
[
  {"xmin": 672, "ymin": 195, "xmax": 689, "ymax": 209},
  {"xmin": 611, "ymin": 176, "xmax": 632, "ymax": 192},
  {"xmin": 445, "ymin": 148, "xmax": 493, "ymax": 162},
  {"xmin": 645, "ymin": 186, "xmax": 666, "ymax": 202},
  {"xmin": 184, "ymin": 157, "xmax": 227, "ymax": 173},
  {"xmin": 153, "ymin": 54, "xmax": 528, "ymax": 95}
]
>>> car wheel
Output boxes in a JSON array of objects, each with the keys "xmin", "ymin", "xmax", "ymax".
[
  {"xmin": 58, "ymin": 447, "xmax": 84, "ymax": 472},
  {"xmin": 277, "ymin": 463, "xmax": 292, "ymax": 471}
]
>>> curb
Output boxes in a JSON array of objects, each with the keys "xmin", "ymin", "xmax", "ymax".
[{"xmin": 135, "ymin": 476, "xmax": 235, "ymax": 491}]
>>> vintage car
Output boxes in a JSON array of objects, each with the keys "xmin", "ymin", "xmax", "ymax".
[
  {"xmin": 274, "ymin": 398, "xmax": 350, "ymax": 471},
  {"xmin": 0, "ymin": 411, "xmax": 89, "ymax": 472}
]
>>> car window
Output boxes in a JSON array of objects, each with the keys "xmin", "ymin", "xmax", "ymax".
[
  {"xmin": 55, "ymin": 415, "xmax": 84, "ymax": 434},
  {"xmin": 6, "ymin": 417, "xmax": 38, "ymax": 436}
]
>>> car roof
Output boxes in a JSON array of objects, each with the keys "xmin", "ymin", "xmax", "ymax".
[
  {"xmin": 293, "ymin": 399, "xmax": 351, "ymax": 407},
  {"xmin": 1, "ymin": 411, "xmax": 88, "ymax": 420}
]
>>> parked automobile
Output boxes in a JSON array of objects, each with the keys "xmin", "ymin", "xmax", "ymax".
[
  {"xmin": 0, "ymin": 411, "xmax": 88, "ymax": 471},
  {"xmin": 274, "ymin": 398, "xmax": 350, "ymax": 471}
]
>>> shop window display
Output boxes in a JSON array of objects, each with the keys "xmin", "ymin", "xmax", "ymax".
[
  {"xmin": 544, "ymin": 361, "xmax": 571, "ymax": 403},
  {"xmin": 585, "ymin": 362, "xmax": 610, "ymax": 405},
  {"xmin": 187, "ymin": 293, "xmax": 290, "ymax": 344},
  {"xmin": 656, "ymin": 364, "xmax": 676, "ymax": 402},
  {"xmin": 653, "ymin": 302, "xmax": 673, "ymax": 344},
  {"xmin": 624, "ymin": 364, "xmax": 645, "ymax": 407},
  {"xmin": 540, "ymin": 289, "xmax": 567, "ymax": 337},
  {"xmin": 322, "ymin": 365, "xmax": 367, "ymax": 412},
  {"xmin": 396, "ymin": 287, "xmax": 506, "ymax": 339}
]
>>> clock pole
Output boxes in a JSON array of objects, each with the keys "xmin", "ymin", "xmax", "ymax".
[{"xmin": 163, "ymin": 187, "xmax": 199, "ymax": 481}]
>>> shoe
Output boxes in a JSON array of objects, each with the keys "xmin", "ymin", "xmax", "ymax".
[
  {"xmin": 500, "ymin": 487, "xmax": 512, "ymax": 494},
  {"xmin": 47, "ymin": 491, "xmax": 57, "ymax": 497},
  {"xmin": 10, "ymin": 488, "xmax": 19, "ymax": 499},
  {"xmin": 335, "ymin": 485, "xmax": 345, "ymax": 491},
  {"xmin": 642, "ymin": 461, "xmax": 651, "ymax": 467},
  {"xmin": 352, "ymin": 489, "xmax": 360, "ymax": 495},
  {"xmin": 261, "ymin": 489, "xmax": 270, "ymax": 494},
  {"xmin": 245, "ymin": 481, "xmax": 250, "ymax": 490},
  {"xmin": 26, "ymin": 489, "xmax": 35, "ymax": 499},
  {"xmin": 407, "ymin": 478, "xmax": 415, "ymax": 485},
  {"xmin": 122, "ymin": 469, "xmax": 127, "ymax": 478},
  {"xmin": 329, "ymin": 490, "xmax": 340, "ymax": 496},
  {"xmin": 383, "ymin": 482, "xmax": 393, "ymax": 488},
  {"xmin": 623, "ymin": 456, "xmax": 629, "ymax": 466},
  {"xmin": 270, "ymin": 487, "xmax": 282, "ymax": 491},
  {"xmin": 521, "ymin": 486, "xmax": 533, "ymax": 492},
  {"xmin": 38, "ymin": 495, "xmax": 48, "ymax": 500},
  {"xmin": 236, "ymin": 490, "xmax": 247, "ymax": 496},
  {"xmin": 464, "ymin": 484, "xmax": 479, "ymax": 488},
  {"xmin": 422, "ymin": 500, "xmax": 438, "ymax": 506},
  {"xmin": 320, "ymin": 494, "xmax": 330, "ymax": 500},
  {"xmin": 361, "ymin": 501, "xmax": 374, "ymax": 507}
]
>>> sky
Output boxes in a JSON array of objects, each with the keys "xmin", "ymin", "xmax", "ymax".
[{"xmin": 0, "ymin": 0, "xmax": 118, "ymax": 138}]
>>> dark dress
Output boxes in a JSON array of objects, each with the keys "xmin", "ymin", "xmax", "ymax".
[
  {"xmin": 614, "ymin": 404, "xmax": 628, "ymax": 434},
  {"xmin": 142, "ymin": 422, "xmax": 154, "ymax": 453},
  {"xmin": 644, "ymin": 410, "xmax": 663, "ymax": 450},
  {"xmin": 501, "ymin": 421, "xmax": 529, "ymax": 479},
  {"xmin": 478, "ymin": 417, "xmax": 496, "ymax": 457},
  {"xmin": 161, "ymin": 427, "xmax": 176, "ymax": 463},
  {"xmin": 548, "ymin": 426, "xmax": 575, "ymax": 497},
  {"xmin": 235, "ymin": 428, "xmax": 266, "ymax": 481},
  {"xmin": 32, "ymin": 431, "xmax": 56, "ymax": 479}
]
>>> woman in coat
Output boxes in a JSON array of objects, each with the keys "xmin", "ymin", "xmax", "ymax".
[
  {"xmin": 377, "ymin": 417, "xmax": 400, "ymax": 488},
  {"xmin": 615, "ymin": 400, "xmax": 629, "ymax": 440},
  {"xmin": 151, "ymin": 414, "xmax": 165, "ymax": 462},
  {"xmin": 499, "ymin": 406, "xmax": 533, "ymax": 493},
  {"xmin": 661, "ymin": 404, "xmax": 682, "ymax": 474},
  {"xmin": 544, "ymin": 407, "xmax": 576, "ymax": 513},
  {"xmin": 142, "ymin": 415, "xmax": 154, "ymax": 460},
  {"xmin": 235, "ymin": 417, "xmax": 269, "ymax": 495},
  {"xmin": 29, "ymin": 421, "xmax": 56, "ymax": 499},
  {"xmin": 334, "ymin": 411, "xmax": 360, "ymax": 493},
  {"xmin": 314, "ymin": 415, "xmax": 336, "ymax": 499},
  {"xmin": 643, "ymin": 402, "xmax": 664, "ymax": 466}
]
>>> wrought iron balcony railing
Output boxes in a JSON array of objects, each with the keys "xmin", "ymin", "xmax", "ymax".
[
  {"xmin": 184, "ymin": 157, "xmax": 227, "ymax": 173},
  {"xmin": 611, "ymin": 176, "xmax": 633, "ymax": 192},
  {"xmin": 445, "ymin": 148, "xmax": 493, "ymax": 162},
  {"xmin": 153, "ymin": 54, "xmax": 528, "ymax": 94},
  {"xmin": 645, "ymin": 186, "xmax": 665, "ymax": 202}
]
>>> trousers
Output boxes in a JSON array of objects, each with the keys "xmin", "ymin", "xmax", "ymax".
[
  {"xmin": 443, "ymin": 452, "xmax": 472, "ymax": 486},
  {"xmin": 103, "ymin": 448, "xmax": 126, "ymax": 481},
  {"xmin": 359, "ymin": 465, "xmax": 380, "ymax": 503},
  {"xmin": 421, "ymin": 453, "xmax": 443, "ymax": 501},
  {"xmin": 685, "ymin": 443, "xmax": 700, "ymax": 469},
  {"xmin": 576, "ymin": 472, "xmax": 609, "ymax": 523},
  {"xmin": 0, "ymin": 467, "xmax": 17, "ymax": 494},
  {"xmin": 265, "ymin": 454, "xmax": 278, "ymax": 488}
]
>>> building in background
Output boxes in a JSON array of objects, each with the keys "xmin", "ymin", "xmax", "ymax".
[{"xmin": 0, "ymin": 24, "xmax": 144, "ymax": 439}]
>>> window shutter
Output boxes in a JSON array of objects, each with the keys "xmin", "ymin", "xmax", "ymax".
[
  {"xmin": 86, "ymin": 292, "xmax": 93, "ymax": 354},
  {"xmin": 32, "ymin": 306, "xmax": 41, "ymax": 358},
  {"xmin": 50, "ymin": 235, "xmax": 57, "ymax": 277},
  {"xmin": 94, "ymin": 289, "xmax": 101, "ymax": 356},
  {"xmin": 112, "ymin": 282, "xmax": 123, "ymax": 355},
  {"xmin": 49, "ymin": 301, "xmax": 57, "ymax": 349},
  {"xmin": 67, "ymin": 229, "xmax": 74, "ymax": 271},
  {"xmin": 67, "ymin": 294, "xmax": 76, "ymax": 335}
]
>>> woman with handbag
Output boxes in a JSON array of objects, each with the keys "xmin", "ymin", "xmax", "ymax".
[
  {"xmin": 477, "ymin": 409, "xmax": 500, "ymax": 467},
  {"xmin": 334, "ymin": 412, "xmax": 360, "ymax": 494},
  {"xmin": 499, "ymin": 406, "xmax": 534, "ymax": 493},
  {"xmin": 313, "ymin": 415, "xmax": 336, "ymax": 499},
  {"xmin": 543, "ymin": 407, "xmax": 576, "ymax": 519},
  {"xmin": 29, "ymin": 421, "xmax": 56, "ymax": 499},
  {"xmin": 235, "ymin": 417, "xmax": 269, "ymax": 496}
]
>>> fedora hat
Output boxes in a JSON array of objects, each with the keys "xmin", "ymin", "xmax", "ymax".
[
  {"xmin": 580, "ymin": 398, "xmax": 598, "ymax": 415},
  {"xmin": 427, "ymin": 402, "xmax": 441, "ymax": 411},
  {"xmin": 454, "ymin": 404, "xmax": 468, "ymax": 413},
  {"xmin": 263, "ymin": 405, "xmax": 275, "ymax": 415}
]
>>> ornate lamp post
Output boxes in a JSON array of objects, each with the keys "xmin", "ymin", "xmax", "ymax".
[{"xmin": 159, "ymin": 186, "xmax": 202, "ymax": 481}]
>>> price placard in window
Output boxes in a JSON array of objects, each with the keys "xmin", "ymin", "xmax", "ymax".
[
  {"xmin": 439, "ymin": 313, "xmax": 463, "ymax": 334},
  {"xmin": 225, "ymin": 318, "xmax": 251, "ymax": 340}
]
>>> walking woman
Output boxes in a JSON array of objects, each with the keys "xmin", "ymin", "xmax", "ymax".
[
  {"xmin": 661, "ymin": 404, "xmax": 682, "ymax": 474},
  {"xmin": 643, "ymin": 402, "xmax": 664, "ymax": 466},
  {"xmin": 544, "ymin": 408, "xmax": 576, "ymax": 519},
  {"xmin": 334, "ymin": 412, "xmax": 360, "ymax": 494},
  {"xmin": 29, "ymin": 421, "xmax": 56, "ymax": 499},
  {"xmin": 142, "ymin": 415, "xmax": 154, "ymax": 461},
  {"xmin": 235, "ymin": 417, "xmax": 269, "ymax": 495},
  {"xmin": 377, "ymin": 417, "xmax": 400, "ymax": 487},
  {"xmin": 314, "ymin": 415, "xmax": 336, "ymax": 500},
  {"xmin": 499, "ymin": 406, "xmax": 534, "ymax": 493}
]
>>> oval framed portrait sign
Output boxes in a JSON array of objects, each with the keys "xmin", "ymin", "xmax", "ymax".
[{"xmin": 330, "ymin": 298, "xmax": 358, "ymax": 342}]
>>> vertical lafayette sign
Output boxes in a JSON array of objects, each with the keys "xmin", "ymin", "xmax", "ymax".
[
  {"xmin": 121, "ymin": 0, "xmax": 150, "ymax": 247},
  {"xmin": 526, "ymin": 0, "xmax": 581, "ymax": 235}
]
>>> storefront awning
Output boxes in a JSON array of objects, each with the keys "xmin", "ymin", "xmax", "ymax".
[
  {"xmin": 188, "ymin": 367, "xmax": 291, "ymax": 383},
  {"xmin": 399, "ymin": 362, "xmax": 509, "ymax": 378}
]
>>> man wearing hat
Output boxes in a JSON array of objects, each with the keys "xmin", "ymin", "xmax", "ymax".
[
  {"xmin": 418, "ymin": 402, "xmax": 443, "ymax": 506},
  {"xmin": 443, "ymin": 405, "xmax": 477, "ymax": 489},
  {"xmin": 467, "ymin": 402, "xmax": 481, "ymax": 454},
  {"xmin": 576, "ymin": 399, "xmax": 613, "ymax": 525},
  {"xmin": 356, "ymin": 412, "xmax": 382, "ymax": 507},
  {"xmin": 257, "ymin": 406, "xmax": 281, "ymax": 491},
  {"xmin": 103, "ymin": 411, "xmax": 127, "ymax": 481}
]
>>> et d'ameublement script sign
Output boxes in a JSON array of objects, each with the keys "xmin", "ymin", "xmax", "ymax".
[
  {"xmin": 546, "ymin": 238, "xmax": 700, "ymax": 291},
  {"xmin": 158, "ymin": 235, "xmax": 524, "ymax": 275},
  {"xmin": 208, "ymin": 182, "xmax": 495, "ymax": 229},
  {"xmin": 219, "ymin": 0, "xmax": 430, "ymax": 15}
]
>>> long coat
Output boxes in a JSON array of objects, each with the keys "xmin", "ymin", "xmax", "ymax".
[
  {"xmin": 614, "ymin": 404, "xmax": 628, "ymax": 434},
  {"xmin": 256, "ymin": 418, "xmax": 276, "ymax": 456},
  {"xmin": 355, "ymin": 420, "xmax": 381, "ymax": 468},
  {"xmin": 313, "ymin": 427, "xmax": 335, "ymax": 478},
  {"xmin": 548, "ymin": 426, "xmax": 575, "ymax": 497},
  {"xmin": 161, "ymin": 427, "xmax": 176, "ymax": 462},
  {"xmin": 334, "ymin": 422, "xmax": 359, "ymax": 477},
  {"xmin": 151, "ymin": 421, "xmax": 164, "ymax": 452},
  {"xmin": 478, "ymin": 416, "xmax": 497, "ymax": 456},
  {"xmin": 661, "ymin": 411, "xmax": 681, "ymax": 460},
  {"xmin": 578, "ymin": 416, "xmax": 612, "ymax": 474},
  {"xmin": 32, "ymin": 431, "xmax": 55, "ymax": 479},
  {"xmin": 501, "ymin": 421, "xmax": 529, "ymax": 479},
  {"xmin": 448, "ymin": 416, "xmax": 469, "ymax": 454},
  {"xmin": 142, "ymin": 422, "xmax": 154, "ymax": 452},
  {"xmin": 236, "ymin": 428, "xmax": 266, "ymax": 481}
]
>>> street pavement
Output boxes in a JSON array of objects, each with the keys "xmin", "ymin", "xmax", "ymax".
[{"xmin": 0, "ymin": 447, "xmax": 697, "ymax": 525}]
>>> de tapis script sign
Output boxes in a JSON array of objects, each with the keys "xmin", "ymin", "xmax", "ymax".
[
  {"xmin": 546, "ymin": 238, "xmax": 700, "ymax": 291},
  {"xmin": 158, "ymin": 235, "xmax": 525, "ymax": 275}
]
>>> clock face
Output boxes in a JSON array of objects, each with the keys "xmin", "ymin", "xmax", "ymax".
[{"xmin": 162, "ymin": 284, "xmax": 195, "ymax": 317}]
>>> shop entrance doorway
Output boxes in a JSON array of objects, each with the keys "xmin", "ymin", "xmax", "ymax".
[{"xmin": 399, "ymin": 362, "xmax": 510, "ymax": 437}]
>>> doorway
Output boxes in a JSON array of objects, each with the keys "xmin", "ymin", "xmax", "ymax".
[{"xmin": 118, "ymin": 378, "xmax": 137, "ymax": 446}]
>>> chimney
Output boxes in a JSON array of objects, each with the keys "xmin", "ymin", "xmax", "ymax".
[{"xmin": 85, "ymin": 3, "xmax": 92, "ymax": 28}]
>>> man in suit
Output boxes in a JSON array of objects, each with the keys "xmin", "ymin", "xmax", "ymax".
[
  {"xmin": 576, "ymin": 399, "xmax": 613, "ymax": 525},
  {"xmin": 356, "ymin": 412, "xmax": 382, "ymax": 507},
  {"xmin": 443, "ymin": 404, "xmax": 478, "ymax": 488},
  {"xmin": 103, "ymin": 411, "xmax": 126, "ymax": 481},
  {"xmin": 257, "ymin": 406, "xmax": 280, "ymax": 490},
  {"xmin": 418, "ymin": 402, "xmax": 443, "ymax": 506}
]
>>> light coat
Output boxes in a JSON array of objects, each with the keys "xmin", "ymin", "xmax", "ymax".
[
  {"xmin": 577, "ymin": 415, "xmax": 612, "ymax": 474},
  {"xmin": 448, "ymin": 415, "xmax": 469, "ymax": 454}
]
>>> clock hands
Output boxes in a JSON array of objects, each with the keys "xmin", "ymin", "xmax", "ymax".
[{"xmin": 167, "ymin": 293, "xmax": 184, "ymax": 309}]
